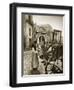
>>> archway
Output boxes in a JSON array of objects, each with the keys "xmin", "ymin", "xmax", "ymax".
[{"xmin": 39, "ymin": 36, "xmax": 45, "ymax": 46}]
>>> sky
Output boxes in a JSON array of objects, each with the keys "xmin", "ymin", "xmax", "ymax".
[{"xmin": 33, "ymin": 15, "xmax": 63, "ymax": 31}]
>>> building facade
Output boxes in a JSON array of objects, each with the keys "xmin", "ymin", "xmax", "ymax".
[
  {"xmin": 22, "ymin": 14, "xmax": 33, "ymax": 51},
  {"xmin": 53, "ymin": 29, "xmax": 62, "ymax": 43}
]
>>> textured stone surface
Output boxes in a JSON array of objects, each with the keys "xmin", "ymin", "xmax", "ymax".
[{"xmin": 23, "ymin": 50, "xmax": 32, "ymax": 75}]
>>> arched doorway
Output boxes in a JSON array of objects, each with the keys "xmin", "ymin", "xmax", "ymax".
[{"xmin": 39, "ymin": 36, "xmax": 45, "ymax": 46}]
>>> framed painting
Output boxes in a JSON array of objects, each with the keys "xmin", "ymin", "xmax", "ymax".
[{"xmin": 10, "ymin": 3, "xmax": 72, "ymax": 87}]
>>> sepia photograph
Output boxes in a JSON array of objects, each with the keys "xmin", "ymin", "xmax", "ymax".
[{"xmin": 22, "ymin": 14, "xmax": 63, "ymax": 76}]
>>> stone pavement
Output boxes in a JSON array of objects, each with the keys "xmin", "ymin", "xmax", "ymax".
[{"xmin": 23, "ymin": 50, "xmax": 32, "ymax": 75}]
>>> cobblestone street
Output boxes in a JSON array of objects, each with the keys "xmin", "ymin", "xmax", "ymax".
[
  {"xmin": 23, "ymin": 50, "xmax": 45, "ymax": 75},
  {"xmin": 23, "ymin": 50, "xmax": 32, "ymax": 75}
]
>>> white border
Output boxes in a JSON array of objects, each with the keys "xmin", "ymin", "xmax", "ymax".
[{"xmin": 17, "ymin": 7, "xmax": 70, "ymax": 83}]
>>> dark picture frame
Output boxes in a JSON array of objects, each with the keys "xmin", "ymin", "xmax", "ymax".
[{"xmin": 10, "ymin": 3, "xmax": 72, "ymax": 87}]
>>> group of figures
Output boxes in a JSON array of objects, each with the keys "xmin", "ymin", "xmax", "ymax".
[{"xmin": 30, "ymin": 38, "xmax": 63, "ymax": 75}]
